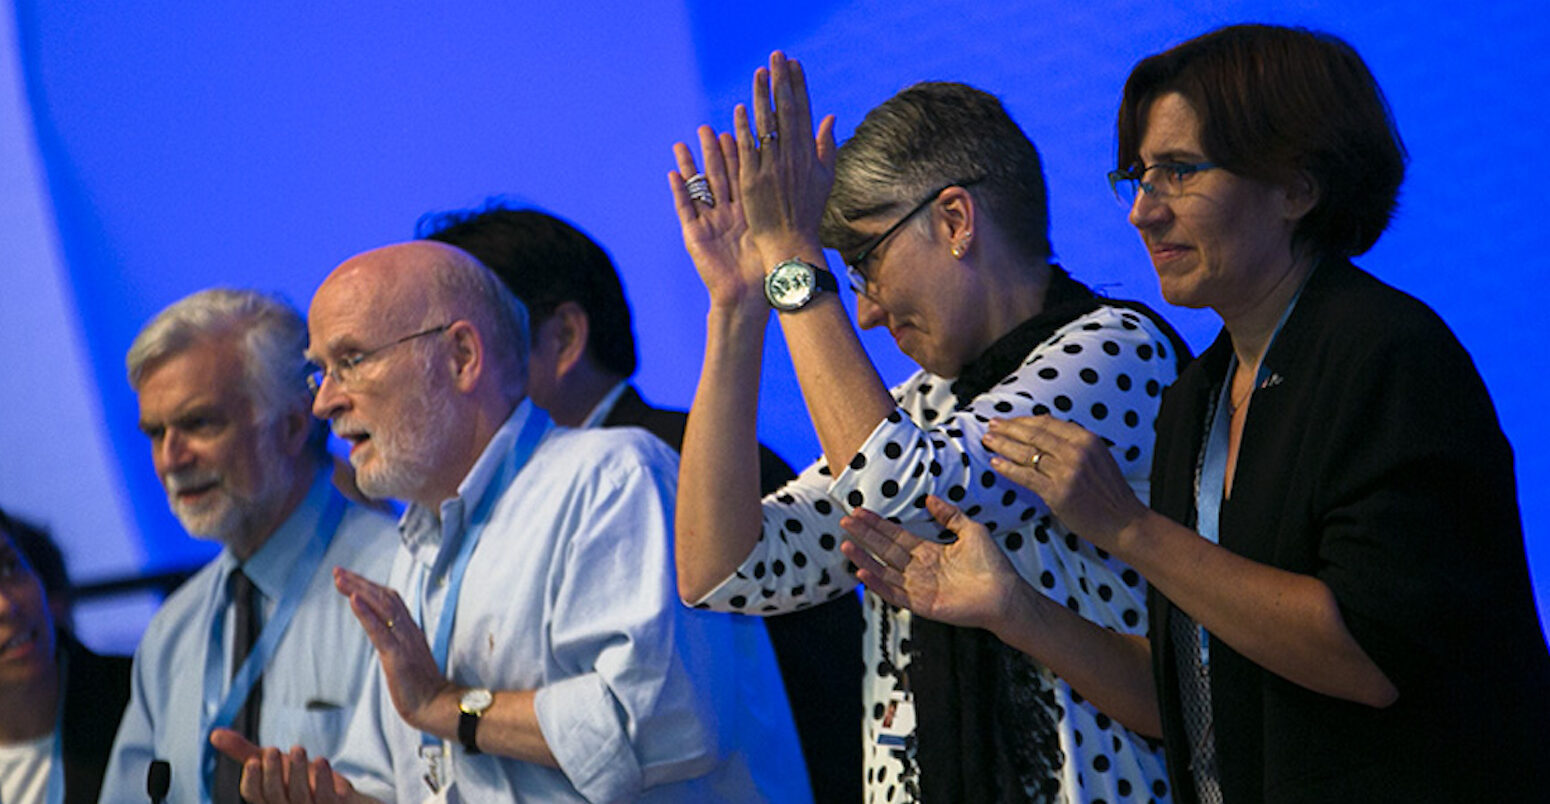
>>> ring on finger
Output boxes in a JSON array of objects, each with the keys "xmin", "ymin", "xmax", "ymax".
[
  {"xmin": 684, "ymin": 173, "xmax": 716, "ymax": 207},
  {"xmin": 385, "ymin": 618, "xmax": 396, "ymax": 631},
  {"xmin": 1029, "ymin": 450, "xmax": 1045, "ymax": 471},
  {"xmin": 759, "ymin": 131, "xmax": 778, "ymax": 145}
]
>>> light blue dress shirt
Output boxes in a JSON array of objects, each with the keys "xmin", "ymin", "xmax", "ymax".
[
  {"xmin": 331, "ymin": 401, "xmax": 808, "ymax": 803},
  {"xmin": 99, "ymin": 468, "xmax": 397, "ymax": 803}
]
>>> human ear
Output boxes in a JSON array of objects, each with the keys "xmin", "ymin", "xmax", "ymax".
[
  {"xmin": 446, "ymin": 320, "xmax": 485, "ymax": 393},
  {"xmin": 1282, "ymin": 169, "xmax": 1320, "ymax": 222},
  {"xmin": 934, "ymin": 186, "xmax": 975, "ymax": 258},
  {"xmin": 546, "ymin": 302, "xmax": 591, "ymax": 379}
]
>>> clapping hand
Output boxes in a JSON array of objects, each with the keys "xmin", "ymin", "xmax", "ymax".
[
  {"xmin": 668, "ymin": 50, "xmax": 838, "ymax": 314},
  {"xmin": 735, "ymin": 51, "xmax": 836, "ymax": 257},
  {"xmin": 670, "ymin": 124, "xmax": 766, "ymax": 312},
  {"xmin": 334, "ymin": 568, "xmax": 457, "ymax": 737},
  {"xmin": 208, "ymin": 732, "xmax": 371, "ymax": 803},
  {"xmin": 840, "ymin": 496, "xmax": 1023, "ymax": 632}
]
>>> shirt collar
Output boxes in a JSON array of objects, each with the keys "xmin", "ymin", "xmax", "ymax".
[
  {"xmin": 579, "ymin": 381, "xmax": 631, "ymax": 429},
  {"xmin": 399, "ymin": 399, "xmax": 539, "ymax": 562},
  {"xmin": 228, "ymin": 466, "xmax": 335, "ymax": 601}
]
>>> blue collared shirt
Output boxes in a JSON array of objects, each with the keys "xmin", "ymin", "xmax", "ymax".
[
  {"xmin": 332, "ymin": 401, "xmax": 808, "ymax": 803},
  {"xmin": 100, "ymin": 469, "xmax": 397, "ymax": 803}
]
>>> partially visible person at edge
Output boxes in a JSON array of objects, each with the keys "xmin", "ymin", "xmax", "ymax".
[
  {"xmin": 841, "ymin": 23, "xmax": 1550, "ymax": 803},
  {"xmin": 419, "ymin": 204, "xmax": 862, "ymax": 803},
  {"xmin": 0, "ymin": 509, "xmax": 131, "ymax": 804},
  {"xmin": 670, "ymin": 52, "xmax": 1188, "ymax": 802}
]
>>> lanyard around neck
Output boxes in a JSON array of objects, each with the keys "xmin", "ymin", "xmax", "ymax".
[
  {"xmin": 410, "ymin": 408, "xmax": 550, "ymax": 751},
  {"xmin": 200, "ymin": 490, "xmax": 345, "ymax": 798},
  {"xmin": 1192, "ymin": 284, "xmax": 1305, "ymax": 664}
]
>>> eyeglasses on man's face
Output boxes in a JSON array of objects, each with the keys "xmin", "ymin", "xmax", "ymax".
[
  {"xmin": 843, "ymin": 178, "xmax": 984, "ymax": 298},
  {"xmin": 306, "ymin": 323, "xmax": 451, "ymax": 395},
  {"xmin": 1106, "ymin": 161, "xmax": 1219, "ymax": 206}
]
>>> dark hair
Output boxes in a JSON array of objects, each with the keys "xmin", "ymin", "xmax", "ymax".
[
  {"xmin": 417, "ymin": 204, "xmax": 638, "ymax": 378},
  {"xmin": 820, "ymin": 81, "xmax": 1054, "ymax": 265},
  {"xmin": 1116, "ymin": 24, "xmax": 1407, "ymax": 258},
  {"xmin": 0, "ymin": 507, "xmax": 69, "ymax": 604}
]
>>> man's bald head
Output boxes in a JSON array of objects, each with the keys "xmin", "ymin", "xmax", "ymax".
[
  {"xmin": 307, "ymin": 242, "xmax": 532, "ymax": 506},
  {"xmin": 315, "ymin": 241, "xmax": 530, "ymax": 400}
]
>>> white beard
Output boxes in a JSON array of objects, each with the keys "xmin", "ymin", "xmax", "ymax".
[
  {"xmin": 349, "ymin": 379, "xmax": 457, "ymax": 502},
  {"xmin": 163, "ymin": 426, "xmax": 291, "ymax": 544}
]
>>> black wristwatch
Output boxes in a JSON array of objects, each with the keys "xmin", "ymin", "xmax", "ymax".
[
  {"xmin": 764, "ymin": 258, "xmax": 837, "ymax": 312},
  {"xmin": 457, "ymin": 688, "xmax": 494, "ymax": 755}
]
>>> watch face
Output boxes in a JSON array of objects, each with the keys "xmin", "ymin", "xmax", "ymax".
[
  {"xmin": 460, "ymin": 688, "xmax": 494, "ymax": 713},
  {"xmin": 766, "ymin": 261, "xmax": 817, "ymax": 310}
]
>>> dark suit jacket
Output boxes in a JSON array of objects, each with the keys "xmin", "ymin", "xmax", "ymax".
[
  {"xmin": 1147, "ymin": 261, "xmax": 1550, "ymax": 802},
  {"xmin": 59, "ymin": 631, "xmax": 133, "ymax": 804},
  {"xmin": 604, "ymin": 385, "xmax": 863, "ymax": 804}
]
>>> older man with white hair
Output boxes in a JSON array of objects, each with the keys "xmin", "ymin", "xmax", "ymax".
[
  {"xmin": 102, "ymin": 289, "xmax": 398, "ymax": 803},
  {"xmin": 214, "ymin": 241, "xmax": 805, "ymax": 803}
]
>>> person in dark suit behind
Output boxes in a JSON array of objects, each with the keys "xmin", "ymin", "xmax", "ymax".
[
  {"xmin": 0, "ymin": 507, "xmax": 131, "ymax": 804},
  {"xmin": 419, "ymin": 204, "xmax": 863, "ymax": 803}
]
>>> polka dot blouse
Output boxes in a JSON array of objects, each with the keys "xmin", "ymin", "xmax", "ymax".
[{"xmin": 695, "ymin": 305, "xmax": 1178, "ymax": 803}]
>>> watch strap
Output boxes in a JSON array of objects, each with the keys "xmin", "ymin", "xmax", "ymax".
[
  {"xmin": 811, "ymin": 265, "xmax": 839, "ymax": 294},
  {"xmin": 458, "ymin": 709, "xmax": 483, "ymax": 755}
]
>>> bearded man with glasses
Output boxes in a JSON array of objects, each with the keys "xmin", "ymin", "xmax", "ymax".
[{"xmin": 214, "ymin": 241, "xmax": 806, "ymax": 803}]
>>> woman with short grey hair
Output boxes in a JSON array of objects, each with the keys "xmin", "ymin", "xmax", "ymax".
[{"xmin": 670, "ymin": 52, "xmax": 1186, "ymax": 802}]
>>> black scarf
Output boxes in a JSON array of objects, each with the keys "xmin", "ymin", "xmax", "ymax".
[{"xmin": 912, "ymin": 267, "xmax": 1189, "ymax": 802}]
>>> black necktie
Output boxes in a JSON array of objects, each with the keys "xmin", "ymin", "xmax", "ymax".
[{"xmin": 213, "ymin": 568, "xmax": 263, "ymax": 803}]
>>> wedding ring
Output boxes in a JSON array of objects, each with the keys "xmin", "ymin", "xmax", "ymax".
[
  {"xmin": 760, "ymin": 131, "xmax": 779, "ymax": 145},
  {"xmin": 1029, "ymin": 451, "xmax": 1044, "ymax": 470},
  {"xmin": 386, "ymin": 618, "xmax": 396, "ymax": 631},
  {"xmin": 684, "ymin": 173, "xmax": 715, "ymax": 207}
]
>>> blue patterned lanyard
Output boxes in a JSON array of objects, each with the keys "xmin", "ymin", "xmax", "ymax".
[
  {"xmin": 1193, "ymin": 286, "xmax": 1304, "ymax": 664},
  {"xmin": 199, "ymin": 490, "xmax": 345, "ymax": 799},
  {"xmin": 408, "ymin": 408, "xmax": 550, "ymax": 754}
]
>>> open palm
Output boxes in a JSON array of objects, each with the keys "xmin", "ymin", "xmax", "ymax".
[
  {"xmin": 669, "ymin": 126, "xmax": 766, "ymax": 312},
  {"xmin": 841, "ymin": 496, "xmax": 1022, "ymax": 631}
]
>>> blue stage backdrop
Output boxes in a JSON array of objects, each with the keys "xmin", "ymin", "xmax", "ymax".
[{"xmin": 2, "ymin": 1, "xmax": 1546, "ymax": 651}]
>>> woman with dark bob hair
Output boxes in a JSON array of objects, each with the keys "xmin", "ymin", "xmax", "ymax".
[
  {"xmin": 669, "ymin": 54, "xmax": 1187, "ymax": 801},
  {"xmin": 842, "ymin": 24, "xmax": 1550, "ymax": 802}
]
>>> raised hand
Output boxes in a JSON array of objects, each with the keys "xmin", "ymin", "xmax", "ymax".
[
  {"xmin": 333, "ymin": 568, "xmax": 456, "ymax": 736},
  {"xmin": 983, "ymin": 416, "xmax": 1150, "ymax": 550},
  {"xmin": 735, "ymin": 51, "xmax": 837, "ymax": 258},
  {"xmin": 670, "ymin": 124, "xmax": 767, "ymax": 312},
  {"xmin": 840, "ymin": 496, "xmax": 1024, "ymax": 631}
]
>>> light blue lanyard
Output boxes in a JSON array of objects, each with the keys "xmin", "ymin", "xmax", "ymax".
[
  {"xmin": 1193, "ymin": 286, "xmax": 1304, "ymax": 664},
  {"xmin": 199, "ymin": 491, "xmax": 345, "ymax": 799},
  {"xmin": 409, "ymin": 408, "xmax": 550, "ymax": 752}
]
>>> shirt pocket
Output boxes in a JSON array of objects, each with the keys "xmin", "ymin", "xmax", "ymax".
[{"xmin": 263, "ymin": 702, "xmax": 354, "ymax": 755}]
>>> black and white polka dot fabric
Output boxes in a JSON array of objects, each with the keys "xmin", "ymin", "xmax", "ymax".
[{"xmin": 695, "ymin": 306, "xmax": 1177, "ymax": 803}]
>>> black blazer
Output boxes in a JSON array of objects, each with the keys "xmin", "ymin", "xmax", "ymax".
[
  {"xmin": 59, "ymin": 632, "xmax": 132, "ymax": 804},
  {"xmin": 1147, "ymin": 261, "xmax": 1550, "ymax": 802},
  {"xmin": 602, "ymin": 385, "xmax": 864, "ymax": 804}
]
